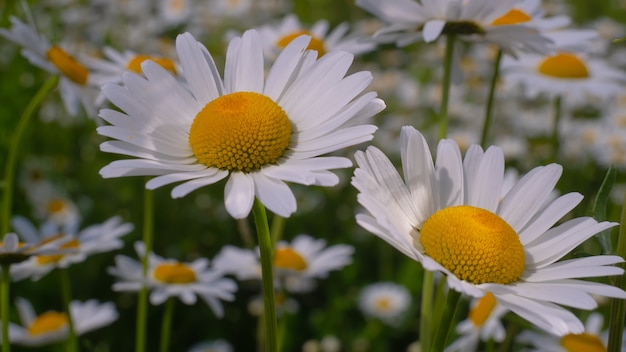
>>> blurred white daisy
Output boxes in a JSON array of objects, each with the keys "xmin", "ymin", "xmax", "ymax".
[
  {"xmin": 257, "ymin": 14, "xmax": 376, "ymax": 59},
  {"xmin": 157, "ymin": 0, "xmax": 192, "ymax": 27},
  {"xmin": 356, "ymin": 0, "xmax": 552, "ymax": 56},
  {"xmin": 351, "ymin": 125, "xmax": 626, "ymax": 336},
  {"xmin": 213, "ymin": 234, "xmax": 354, "ymax": 293},
  {"xmin": 7, "ymin": 297, "xmax": 118, "ymax": 347},
  {"xmin": 10, "ymin": 216, "xmax": 133, "ymax": 281},
  {"xmin": 445, "ymin": 293, "xmax": 509, "ymax": 352},
  {"xmin": 108, "ymin": 242, "xmax": 237, "ymax": 317},
  {"xmin": 0, "ymin": 232, "xmax": 62, "ymax": 266},
  {"xmin": 188, "ymin": 339, "xmax": 234, "ymax": 352},
  {"xmin": 358, "ymin": 282, "xmax": 411, "ymax": 326},
  {"xmin": 97, "ymin": 29, "xmax": 384, "ymax": 219},
  {"xmin": 501, "ymin": 50, "xmax": 626, "ymax": 102},
  {"xmin": 0, "ymin": 17, "xmax": 98, "ymax": 116},
  {"xmin": 516, "ymin": 312, "xmax": 624, "ymax": 351}
]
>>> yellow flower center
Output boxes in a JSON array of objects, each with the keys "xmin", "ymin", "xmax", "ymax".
[
  {"xmin": 36, "ymin": 238, "xmax": 79, "ymax": 265},
  {"xmin": 560, "ymin": 333, "xmax": 606, "ymax": 352},
  {"xmin": 491, "ymin": 9, "xmax": 531, "ymax": 26},
  {"xmin": 28, "ymin": 311, "xmax": 68, "ymax": 336},
  {"xmin": 276, "ymin": 30, "xmax": 327, "ymax": 56},
  {"xmin": 127, "ymin": 55, "xmax": 177, "ymax": 75},
  {"xmin": 153, "ymin": 262, "xmax": 197, "ymax": 284},
  {"xmin": 188, "ymin": 92, "xmax": 292, "ymax": 172},
  {"xmin": 273, "ymin": 247, "xmax": 307, "ymax": 271},
  {"xmin": 47, "ymin": 199, "xmax": 67, "ymax": 214},
  {"xmin": 374, "ymin": 297, "xmax": 393, "ymax": 312},
  {"xmin": 538, "ymin": 53, "xmax": 590, "ymax": 79},
  {"xmin": 469, "ymin": 292, "xmax": 497, "ymax": 327},
  {"xmin": 46, "ymin": 46, "xmax": 89, "ymax": 85},
  {"xmin": 419, "ymin": 206, "xmax": 525, "ymax": 285}
]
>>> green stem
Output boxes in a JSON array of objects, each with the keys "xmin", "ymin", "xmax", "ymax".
[
  {"xmin": 252, "ymin": 199, "xmax": 277, "ymax": 352},
  {"xmin": 59, "ymin": 268, "xmax": 78, "ymax": 352},
  {"xmin": 159, "ymin": 298, "xmax": 175, "ymax": 352},
  {"xmin": 419, "ymin": 271, "xmax": 434, "ymax": 352},
  {"xmin": 438, "ymin": 34, "xmax": 456, "ymax": 140},
  {"xmin": 1, "ymin": 264, "xmax": 11, "ymax": 352},
  {"xmin": 0, "ymin": 0, "xmax": 16, "ymax": 27},
  {"xmin": 480, "ymin": 49, "xmax": 503, "ymax": 148},
  {"xmin": 549, "ymin": 96, "xmax": 562, "ymax": 163},
  {"xmin": 136, "ymin": 185, "xmax": 154, "ymax": 352},
  {"xmin": 430, "ymin": 288, "xmax": 461, "ymax": 352},
  {"xmin": 1, "ymin": 76, "xmax": 58, "ymax": 237},
  {"xmin": 608, "ymin": 191, "xmax": 626, "ymax": 352}
]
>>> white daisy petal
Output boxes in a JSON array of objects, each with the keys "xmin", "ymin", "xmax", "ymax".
[
  {"xmin": 253, "ymin": 173, "xmax": 297, "ymax": 218},
  {"xmin": 176, "ymin": 32, "xmax": 223, "ymax": 103},
  {"xmin": 224, "ymin": 172, "xmax": 255, "ymax": 219}
]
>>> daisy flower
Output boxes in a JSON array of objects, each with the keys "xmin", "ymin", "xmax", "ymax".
[
  {"xmin": 10, "ymin": 215, "xmax": 133, "ymax": 281},
  {"xmin": 0, "ymin": 17, "xmax": 98, "ymax": 116},
  {"xmin": 0, "ymin": 232, "xmax": 63, "ymax": 266},
  {"xmin": 213, "ymin": 234, "xmax": 354, "ymax": 293},
  {"xmin": 257, "ymin": 14, "xmax": 376, "ymax": 59},
  {"xmin": 356, "ymin": 0, "xmax": 552, "ymax": 56},
  {"xmin": 501, "ymin": 49, "xmax": 626, "ymax": 102},
  {"xmin": 516, "ymin": 312, "xmax": 623, "ymax": 351},
  {"xmin": 97, "ymin": 29, "xmax": 384, "ymax": 219},
  {"xmin": 358, "ymin": 282, "xmax": 411, "ymax": 326},
  {"xmin": 108, "ymin": 242, "xmax": 237, "ymax": 317},
  {"xmin": 351, "ymin": 125, "xmax": 626, "ymax": 336},
  {"xmin": 7, "ymin": 297, "xmax": 118, "ymax": 347},
  {"xmin": 188, "ymin": 339, "xmax": 234, "ymax": 352},
  {"xmin": 445, "ymin": 293, "xmax": 509, "ymax": 352}
]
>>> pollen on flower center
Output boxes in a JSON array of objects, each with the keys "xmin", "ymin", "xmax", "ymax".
[
  {"xmin": 538, "ymin": 53, "xmax": 590, "ymax": 79},
  {"xmin": 47, "ymin": 199, "xmax": 67, "ymax": 214},
  {"xmin": 188, "ymin": 92, "xmax": 292, "ymax": 172},
  {"xmin": 276, "ymin": 30, "xmax": 327, "ymax": 56},
  {"xmin": 153, "ymin": 263, "xmax": 197, "ymax": 284},
  {"xmin": 560, "ymin": 332, "xmax": 606, "ymax": 352},
  {"xmin": 374, "ymin": 297, "xmax": 392, "ymax": 312},
  {"xmin": 419, "ymin": 205, "xmax": 525, "ymax": 285},
  {"xmin": 127, "ymin": 55, "xmax": 177, "ymax": 75},
  {"xmin": 36, "ymin": 238, "xmax": 80, "ymax": 265},
  {"xmin": 28, "ymin": 311, "xmax": 68, "ymax": 336},
  {"xmin": 469, "ymin": 292, "xmax": 497, "ymax": 327},
  {"xmin": 46, "ymin": 46, "xmax": 89, "ymax": 85},
  {"xmin": 273, "ymin": 247, "xmax": 307, "ymax": 271},
  {"xmin": 491, "ymin": 9, "xmax": 531, "ymax": 26}
]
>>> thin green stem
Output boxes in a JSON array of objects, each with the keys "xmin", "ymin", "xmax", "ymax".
[
  {"xmin": 1, "ymin": 264, "xmax": 11, "ymax": 352},
  {"xmin": 252, "ymin": 199, "xmax": 277, "ymax": 352},
  {"xmin": 438, "ymin": 34, "xmax": 456, "ymax": 140},
  {"xmin": 1, "ymin": 76, "xmax": 58, "ymax": 237},
  {"xmin": 480, "ymin": 49, "xmax": 503, "ymax": 148},
  {"xmin": 159, "ymin": 298, "xmax": 175, "ymax": 352},
  {"xmin": 419, "ymin": 271, "xmax": 434, "ymax": 352},
  {"xmin": 430, "ymin": 288, "xmax": 461, "ymax": 352},
  {"xmin": 0, "ymin": 0, "xmax": 16, "ymax": 27},
  {"xmin": 136, "ymin": 185, "xmax": 154, "ymax": 352},
  {"xmin": 549, "ymin": 96, "xmax": 562, "ymax": 163},
  {"xmin": 59, "ymin": 268, "xmax": 78, "ymax": 352},
  {"xmin": 608, "ymin": 191, "xmax": 626, "ymax": 352}
]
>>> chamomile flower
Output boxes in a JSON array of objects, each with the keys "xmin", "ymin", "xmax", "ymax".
[
  {"xmin": 97, "ymin": 30, "xmax": 384, "ymax": 219},
  {"xmin": 0, "ymin": 233, "xmax": 59, "ymax": 266},
  {"xmin": 358, "ymin": 282, "xmax": 411, "ymax": 326},
  {"xmin": 356, "ymin": 0, "xmax": 552, "ymax": 56},
  {"xmin": 108, "ymin": 242, "xmax": 237, "ymax": 317},
  {"xmin": 213, "ymin": 234, "xmax": 354, "ymax": 293},
  {"xmin": 501, "ymin": 50, "xmax": 626, "ymax": 101},
  {"xmin": 7, "ymin": 297, "xmax": 118, "ymax": 347},
  {"xmin": 11, "ymin": 216, "xmax": 133, "ymax": 281},
  {"xmin": 0, "ymin": 17, "xmax": 98, "ymax": 116},
  {"xmin": 257, "ymin": 14, "xmax": 376, "ymax": 59},
  {"xmin": 351, "ymin": 126, "xmax": 626, "ymax": 336},
  {"xmin": 445, "ymin": 293, "xmax": 509, "ymax": 352},
  {"xmin": 516, "ymin": 312, "xmax": 622, "ymax": 351}
]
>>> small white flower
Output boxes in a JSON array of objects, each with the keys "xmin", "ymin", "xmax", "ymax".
[
  {"xmin": 358, "ymin": 282, "xmax": 411, "ymax": 326},
  {"xmin": 108, "ymin": 242, "xmax": 237, "ymax": 318},
  {"xmin": 188, "ymin": 339, "xmax": 234, "ymax": 352}
]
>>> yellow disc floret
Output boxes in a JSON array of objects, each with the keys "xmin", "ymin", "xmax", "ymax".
[
  {"xmin": 46, "ymin": 46, "xmax": 89, "ymax": 85},
  {"xmin": 469, "ymin": 292, "xmax": 497, "ymax": 327},
  {"xmin": 277, "ymin": 30, "xmax": 327, "ymax": 56},
  {"xmin": 560, "ymin": 333, "xmax": 607, "ymax": 352},
  {"xmin": 28, "ymin": 312, "xmax": 68, "ymax": 336},
  {"xmin": 153, "ymin": 263, "xmax": 197, "ymax": 284},
  {"xmin": 419, "ymin": 205, "xmax": 525, "ymax": 285},
  {"xmin": 491, "ymin": 9, "xmax": 531, "ymax": 26},
  {"xmin": 127, "ymin": 55, "xmax": 177, "ymax": 75},
  {"xmin": 538, "ymin": 53, "xmax": 590, "ymax": 79},
  {"xmin": 189, "ymin": 92, "xmax": 292, "ymax": 172},
  {"xmin": 273, "ymin": 247, "xmax": 307, "ymax": 271},
  {"xmin": 36, "ymin": 238, "xmax": 79, "ymax": 265}
]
